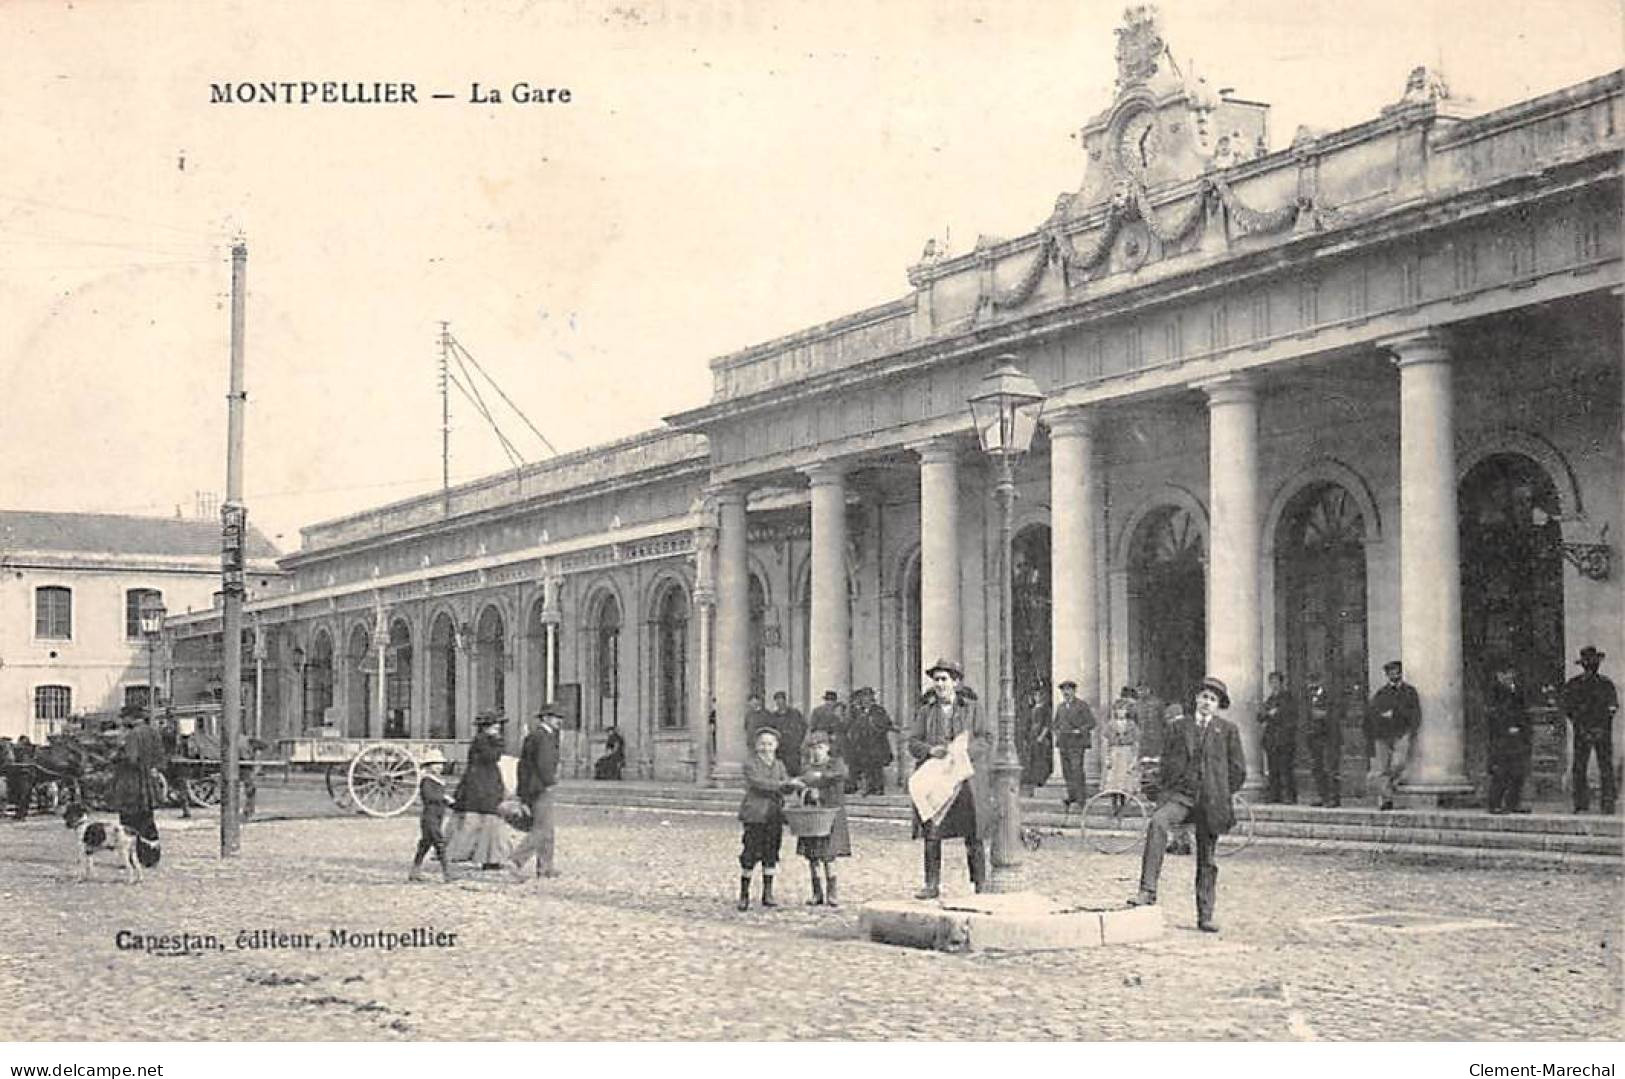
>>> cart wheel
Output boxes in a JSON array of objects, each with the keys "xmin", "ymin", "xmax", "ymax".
[
  {"xmin": 186, "ymin": 774, "xmax": 222, "ymax": 808},
  {"xmin": 347, "ymin": 744, "xmax": 421, "ymax": 818}
]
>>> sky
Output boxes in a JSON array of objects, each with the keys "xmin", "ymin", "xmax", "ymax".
[{"xmin": 0, "ymin": 0, "xmax": 1618, "ymax": 552}]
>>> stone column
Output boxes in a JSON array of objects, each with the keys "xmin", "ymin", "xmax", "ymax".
[
  {"xmin": 691, "ymin": 503, "xmax": 719, "ymax": 787},
  {"xmin": 373, "ymin": 603, "xmax": 388, "ymax": 740},
  {"xmin": 805, "ymin": 462, "xmax": 851, "ymax": 702},
  {"xmin": 1048, "ymin": 406, "xmax": 1102, "ymax": 712},
  {"xmin": 1202, "ymin": 375, "xmax": 1265, "ymax": 788},
  {"xmin": 712, "ymin": 485, "xmax": 750, "ymax": 782},
  {"xmin": 1387, "ymin": 330, "xmax": 1471, "ymax": 798},
  {"xmin": 912, "ymin": 437, "xmax": 961, "ymax": 672}
]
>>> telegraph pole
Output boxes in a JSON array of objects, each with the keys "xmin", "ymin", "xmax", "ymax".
[{"xmin": 220, "ymin": 240, "xmax": 248, "ymax": 858}]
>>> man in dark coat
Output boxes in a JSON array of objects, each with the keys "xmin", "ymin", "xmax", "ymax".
[
  {"xmin": 110, "ymin": 713, "xmax": 166, "ymax": 868},
  {"xmin": 1128, "ymin": 675, "xmax": 1247, "ymax": 932},
  {"xmin": 1365, "ymin": 659, "xmax": 1420, "ymax": 810},
  {"xmin": 807, "ymin": 690, "xmax": 845, "ymax": 764},
  {"xmin": 1021, "ymin": 685, "xmax": 1054, "ymax": 795},
  {"xmin": 848, "ymin": 687, "xmax": 893, "ymax": 796},
  {"xmin": 1484, "ymin": 658, "xmax": 1531, "ymax": 815},
  {"xmin": 1053, "ymin": 680, "xmax": 1097, "ymax": 809},
  {"xmin": 766, "ymin": 691, "xmax": 807, "ymax": 776},
  {"xmin": 509, "ymin": 706, "xmax": 563, "ymax": 878},
  {"xmin": 1562, "ymin": 646, "xmax": 1618, "ymax": 814},
  {"xmin": 1304, "ymin": 673, "xmax": 1341, "ymax": 807},
  {"xmin": 1260, "ymin": 671, "xmax": 1298, "ymax": 804},
  {"xmin": 908, "ymin": 658, "xmax": 991, "ymax": 899}
]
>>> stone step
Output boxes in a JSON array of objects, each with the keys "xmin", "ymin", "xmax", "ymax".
[{"xmin": 553, "ymin": 781, "xmax": 1624, "ymax": 865}]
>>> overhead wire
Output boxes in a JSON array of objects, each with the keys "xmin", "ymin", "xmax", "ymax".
[{"xmin": 447, "ymin": 334, "xmax": 559, "ymax": 457}]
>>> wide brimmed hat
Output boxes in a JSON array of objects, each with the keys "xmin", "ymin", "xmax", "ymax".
[
  {"xmin": 752, "ymin": 725, "xmax": 781, "ymax": 744},
  {"xmin": 535, "ymin": 703, "xmax": 565, "ymax": 719},
  {"xmin": 822, "ymin": 690, "xmax": 839, "ymax": 702},
  {"xmin": 1196, "ymin": 676, "xmax": 1231, "ymax": 710},
  {"xmin": 1578, "ymin": 646, "xmax": 1606, "ymax": 664},
  {"xmin": 925, "ymin": 657, "xmax": 964, "ymax": 681},
  {"xmin": 853, "ymin": 686, "xmax": 875, "ymax": 699},
  {"xmin": 1057, "ymin": 679, "xmax": 1077, "ymax": 690},
  {"xmin": 474, "ymin": 713, "xmax": 506, "ymax": 728},
  {"xmin": 1382, "ymin": 659, "xmax": 1403, "ymax": 673}
]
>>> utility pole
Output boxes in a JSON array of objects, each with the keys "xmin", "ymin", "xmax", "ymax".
[
  {"xmin": 220, "ymin": 240, "xmax": 248, "ymax": 858},
  {"xmin": 439, "ymin": 321, "xmax": 452, "ymax": 516}
]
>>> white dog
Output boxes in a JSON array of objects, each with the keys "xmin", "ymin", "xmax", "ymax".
[{"xmin": 63, "ymin": 803, "xmax": 142, "ymax": 884}]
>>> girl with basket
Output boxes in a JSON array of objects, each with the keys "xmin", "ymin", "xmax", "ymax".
[{"xmin": 793, "ymin": 730, "xmax": 851, "ymax": 906}]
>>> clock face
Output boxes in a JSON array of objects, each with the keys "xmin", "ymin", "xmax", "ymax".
[{"xmin": 1116, "ymin": 111, "xmax": 1162, "ymax": 176}]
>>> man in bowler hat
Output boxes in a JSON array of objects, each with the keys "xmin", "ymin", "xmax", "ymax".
[
  {"xmin": 1562, "ymin": 646, "xmax": 1618, "ymax": 814},
  {"xmin": 1128, "ymin": 675, "xmax": 1246, "ymax": 932}
]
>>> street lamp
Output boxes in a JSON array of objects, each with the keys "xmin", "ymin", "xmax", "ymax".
[
  {"xmin": 139, "ymin": 594, "xmax": 167, "ymax": 720},
  {"xmin": 967, "ymin": 355, "xmax": 1045, "ymax": 894}
]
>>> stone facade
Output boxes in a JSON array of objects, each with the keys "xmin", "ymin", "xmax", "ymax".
[{"xmin": 169, "ymin": 14, "xmax": 1623, "ymax": 802}]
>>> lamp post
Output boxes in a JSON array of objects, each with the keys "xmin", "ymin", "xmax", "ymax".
[
  {"xmin": 139, "ymin": 595, "xmax": 168, "ymax": 720},
  {"xmin": 967, "ymin": 355, "xmax": 1045, "ymax": 895}
]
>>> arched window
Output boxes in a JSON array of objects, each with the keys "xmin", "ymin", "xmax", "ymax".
[
  {"xmin": 1130, "ymin": 506, "xmax": 1206, "ymax": 707},
  {"xmin": 427, "ymin": 614, "xmax": 457, "ymax": 739},
  {"xmin": 655, "ymin": 585, "xmax": 689, "ymax": 729},
  {"xmin": 387, "ymin": 620, "xmax": 412, "ymax": 737},
  {"xmin": 346, "ymin": 625, "xmax": 372, "ymax": 738},
  {"xmin": 35, "ymin": 586, "xmax": 71, "ymax": 640},
  {"xmin": 474, "ymin": 606, "xmax": 507, "ymax": 718},
  {"xmin": 306, "ymin": 630, "xmax": 335, "ymax": 728}
]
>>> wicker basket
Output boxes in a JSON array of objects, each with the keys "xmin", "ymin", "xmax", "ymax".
[{"xmin": 782, "ymin": 804, "xmax": 837, "ymax": 838}]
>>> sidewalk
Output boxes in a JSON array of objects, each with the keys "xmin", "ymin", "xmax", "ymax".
[{"xmin": 552, "ymin": 777, "xmax": 1624, "ymax": 870}]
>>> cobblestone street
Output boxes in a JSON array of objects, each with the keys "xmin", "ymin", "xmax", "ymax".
[{"xmin": 2, "ymin": 804, "xmax": 1619, "ymax": 1041}]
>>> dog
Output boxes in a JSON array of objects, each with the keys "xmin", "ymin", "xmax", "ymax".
[{"xmin": 63, "ymin": 803, "xmax": 142, "ymax": 884}]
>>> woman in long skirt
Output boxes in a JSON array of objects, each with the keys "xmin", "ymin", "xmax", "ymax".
[{"xmin": 447, "ymin": 715, "xmax": 513, "ymax": 869}]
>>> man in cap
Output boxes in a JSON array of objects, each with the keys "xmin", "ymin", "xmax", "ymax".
[
  {"xmin": 1303, "ymin": 672, "xmax": 1341, "ymax": 807},
  {"xmin": 509, "ymin": 704, "xmax": 563, "ymax": 879},
  {"xmin": 1484, "ymin": 656, "xmax": 1531, "ymax": 815},
  {"xmin": 848, "ymin": 687, "xmax": 893, "ymax": 796},
  {"xmin": 1053, "ymin": 679, "xmax": 1096, "ymax": 810},
  {"xmin": 1562, "ymin": 647, "xmax": 1617, "ymax": 814},
  {"xmin": 1364, "ymin": 660, "xmax": 1419, "ymax": 810},
  {"xmin": 1128, "ymin": 675, "xmax": 1246, "ymax": 932}
]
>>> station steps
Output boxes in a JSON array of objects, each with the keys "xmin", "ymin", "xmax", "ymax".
[{"xmin": 553, "ymin": 780, "xmax": 1624, "ymax": 872}]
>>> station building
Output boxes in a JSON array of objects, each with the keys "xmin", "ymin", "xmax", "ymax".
[{"xmin": 168, "ymin": 12, "xmax": 1624, "ymax": 803}]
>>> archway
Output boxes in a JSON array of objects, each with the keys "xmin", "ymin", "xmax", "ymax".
[
  {"xmin": 1129, "ymin": 506, "xmax": 1206, "ymax": 706},
  {"xmin": 1012, "ymin": 524, "xmax": 1052, "ymax": 706},
  {"xmin": 1459, "ymin": 453, "xmax": 1565, "ymax": 784},
  {"xmin": 386, "ymin": 620, "xmax": 412, "ymax": 737},
  {"xmin": 345, "ymin": 625, "xmax": 372, "ymax": 738},
  {"xmin": 306, "ymin": 629, "xmax": 334, "ymax": 729},
  {"xmin": 589, "ymin": 592, "xmax": 622, "ymax": 732},
  {"xmin": 427, "ymin": 613, "xmax": 457, "ymax": 739},
  {"xmin": 653, "ymin": 584, "xmax": 690, "ymax": 730},
  {"xmin": 473, "ymin": 606, "xmax": 507, "ymax": 719},
  {"xmin": 1276, "ymin": 481, "xmax": 1369, "ymax": 789}
]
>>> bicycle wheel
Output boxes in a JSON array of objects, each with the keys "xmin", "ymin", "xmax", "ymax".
[
  {"xmin": 1217, "ymin": 792, "xmax": 1255, "ymax": 856},
  {"xmin": 1082, "ymin": 791, "xmax": 1149, "ymax": 854}
]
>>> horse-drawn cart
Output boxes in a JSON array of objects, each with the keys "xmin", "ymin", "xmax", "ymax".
[{"xmin": 282, "ymin": 736, "xmax": 466, "ymax": 818}]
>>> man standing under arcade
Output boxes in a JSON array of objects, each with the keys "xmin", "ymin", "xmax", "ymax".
[
  {"xmin": 1563, "ymin": 647, "xmax": 1618, "ymax": 815},
  {"xmin": 1053, "ymin": 679, "xmax": 1095, "ymax": 810}
]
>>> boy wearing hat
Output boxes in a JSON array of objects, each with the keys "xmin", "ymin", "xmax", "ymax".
[
  {"xmin": 1365, "ymin": 660, "xmax": 1420, "ymax": 810},
  {"xmin": 508, "ymin": 704, "xmax": 563, "ymax": 879},
  {"xmin": 1128, "ymin": 676, "xmax": 1246, "ymax": 932},
  {"xmin": 409, "ymin": 759, "xmax": 455, "ymax": 882},
  {"xmin": 1562, "ymin": 647, "xmax": 1617, "ymax": 814},
  {"xmin": 736, "ymin": 727, "xmax": 803, "ymax": 910}
]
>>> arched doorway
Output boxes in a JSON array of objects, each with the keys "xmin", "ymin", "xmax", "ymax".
[
  {"xmin": 1276, "ymin": 482, "xmax": 1369, "ymax": 789},
  {"xmin": 653, "ymin": 584, "xmax": 689, "ymax": 730},
  {"xmin": 590, "ymin": 593, "xmax": 622, "ymax": 732},
  {"xmin": 1130, "ymin": 506, "xmax": 1206, "ymax": 706},
  {"xmin": 427, "ymin": 614, "xmax": 457, "ymax": 739},
  {"xmin": 1012, "ymin": 524, "xmax": 1052, "ymax": 705},
  {"xmin": 1459, "ymin": 453, "xmax": 1565, "ymax": 784},
  {"xmin": 524, "ymin": 598, "xmax": 554, "ymax": 715},
  {"xmin": 306, "ymin": 629, "xmax": 334, "ymax": 729},
  {"xmin": 473, "ymin": 606, "xmax": 506, "ymax": 719},
  {"xmin": 386, "ymin": 620, "xmax": 412, "ymax": 737},
  {"xmin": 346, "ymin": 625, "xmax": 372, "ymax": 738}
]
